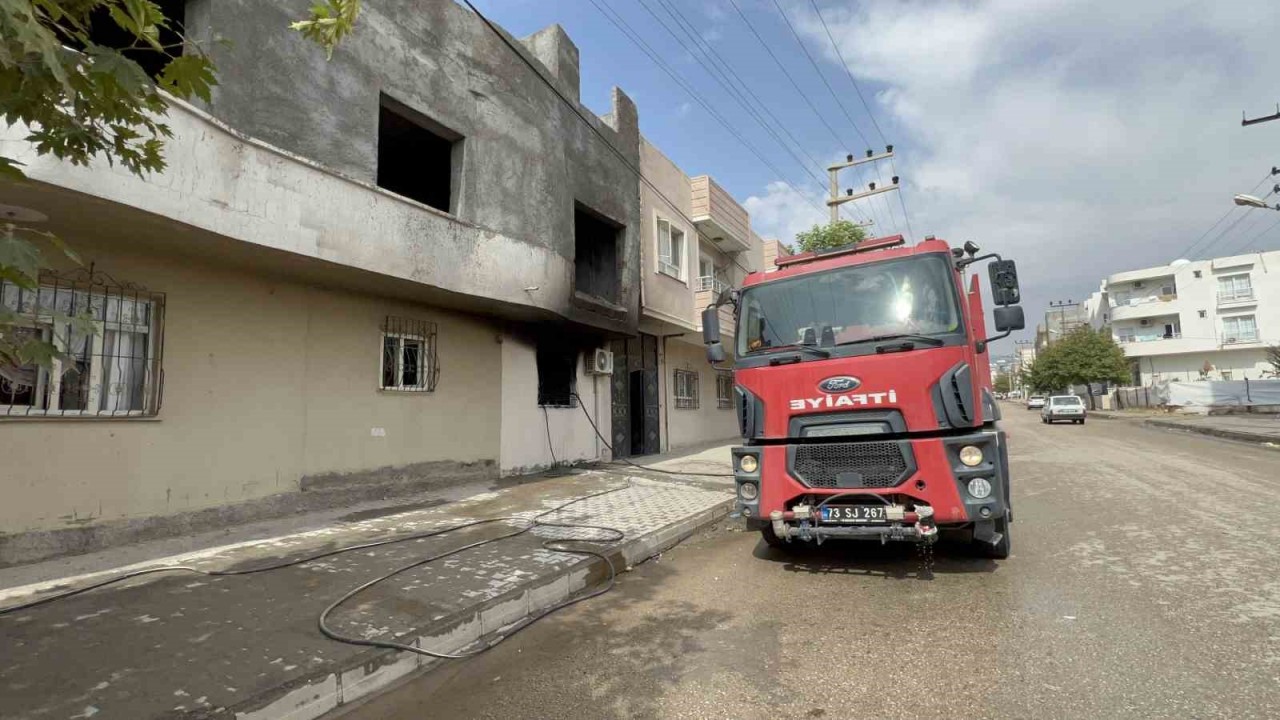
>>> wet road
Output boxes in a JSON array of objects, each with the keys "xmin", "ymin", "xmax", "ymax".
[{"xmin": 340, "ymin": 407, "xmax": 1280, "ymax": 719}]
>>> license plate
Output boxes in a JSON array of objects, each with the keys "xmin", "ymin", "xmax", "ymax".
[{"xmin": 820, "ymin": 505, "xmax": 888, "ymax": 523}]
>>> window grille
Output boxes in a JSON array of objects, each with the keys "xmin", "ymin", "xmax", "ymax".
[
  {"xmin": 380, "ymin": 316, "xmax": 438, "ymax": 391},
  {"xmin": 1, "ymin": 266, "xmax": 165, "ymax": 417},
  {"xmin": 716, "ymin": 372, "xmax": 734, "ymax": 409},
  {"xmin": 537, "ymin": 345, "xmax": 578, "ymax": 407},
  {"xmin": 674, "ymin": 369, "xmax": 699, "ymax": 409}
]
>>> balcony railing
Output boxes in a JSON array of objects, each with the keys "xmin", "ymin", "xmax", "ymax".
[
  {"xmin": 1217, "ymin": 291, "xmax": 1255, "ymax": 304},
  {"xmin": 1109, "ymin": 292, "xmax": 1176, "ymax": 309},
  {"xmin": 658, "ymin": 259, "xmax": 682, "ymax": 278},
  {"xmin": 697, "ymin": 276, "xmax": 730, "ymax": 295},
  {"xmin": 1223, "ymin": 332, "xmax": 1259, "ymax": 345},
  {"xmin": 1118, "ymin": 332, "xmax": 1181, "ymax": 344}
]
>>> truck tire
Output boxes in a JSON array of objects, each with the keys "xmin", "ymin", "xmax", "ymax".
[{"xmin": 982, "ymin": 516, "xmax": 1011, "ymax": 559}]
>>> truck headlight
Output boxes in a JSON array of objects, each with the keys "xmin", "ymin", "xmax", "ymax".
[
  {"xmin": 959, "ymin": 445, "xmax": 984, "ymax": 467},
  {"xmin": 967, "ymin": 477, "xmax": 993, "ymax": 499},
  {"xmin": 738, "ymin": 482, "xmax": 759, "ymax": 501},
  {"xmin": 739, "ymin": 455, "xmax": 758, "ymax": 473}
]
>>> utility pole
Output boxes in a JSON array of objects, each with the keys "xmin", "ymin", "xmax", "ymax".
[
  {"xmin": 1243, "ymin": 104, "xmax": 1280, "ymax": 127},
  {"xmin": 1047, "ymin": 300, "xmax": 1079, "ymax": 345},
  {"xmin": 827, "ymin": 147, "xmax": 899, "ymax": 225}
]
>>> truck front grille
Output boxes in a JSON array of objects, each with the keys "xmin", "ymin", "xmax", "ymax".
[{"xmin": 789, "ymin": 441, "xmax": 913, "ymax": 489}]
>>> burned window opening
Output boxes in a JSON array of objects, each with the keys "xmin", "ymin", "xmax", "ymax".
[
  {"xmin": 377, "ymin": 94, "xmax": 463, "ymax": 214},
  {"xmin": 574, "ymin": 204, "xmax": 622, "ymax": 303},
  {"xmin": 537, "ymin": 345, "xmax": 578, "ymax": 407}
]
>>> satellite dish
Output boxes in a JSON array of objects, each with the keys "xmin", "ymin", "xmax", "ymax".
[{"xmin": 1170, "ymin": 258, "xmax": 1191, "ymax": 267}]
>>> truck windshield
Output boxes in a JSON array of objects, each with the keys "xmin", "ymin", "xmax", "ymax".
[{"xmin": 737, "ymin": 254, "xmax": 962, "ymax": 356}]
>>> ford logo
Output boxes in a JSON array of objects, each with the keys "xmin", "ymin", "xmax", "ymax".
[{"xmin": 818, "ymin": 376, "xmax": 861, "ymax": 393}]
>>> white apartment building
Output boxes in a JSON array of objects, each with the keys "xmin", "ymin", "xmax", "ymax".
[{"xmin": 1096, "ymin": 250, "xmax": 1280, "ymax": 384}]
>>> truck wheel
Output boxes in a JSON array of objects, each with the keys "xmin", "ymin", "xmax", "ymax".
[{"xmin": 982, "ymin": 516, "xmax": 1011, "ymax": 559}]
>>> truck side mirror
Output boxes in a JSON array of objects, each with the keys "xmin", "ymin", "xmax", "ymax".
[
  {"xmin": 988, "ymin": 260, "xmax": 1020, "ymax": 306},
  {"xmin": 706, "ymin": 341, "xmax": 726, "ymax": 364},
  {"xmin": 701, "ymin": 306, "xmax": 721, "ymax": 344},
  {"xmin": 993, "ymin": 305, "xmax": 1025, "ymax": 333}
]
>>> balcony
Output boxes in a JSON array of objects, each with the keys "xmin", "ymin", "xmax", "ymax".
[
  {"xmin": 690, "ymin": 175, "xmax": 750, "ymax": 253},
  {"xmin": 1118, "ymin": 332, "xmax": 1181, "ymax": 344},
  {"xmin": 694, "ymin": 286, "xmax": 735, "ymax": 339},
  {"xmin": 1109, "ymin": 293, "xmax": 1179, "ymax": 321},
  {"xmin": 1217, "ymin": 290, "xmax": 1257, "ymax": 308},
  {"xmin": 696, "ymin": 276, "xmax": 730, "ymax": 295}
]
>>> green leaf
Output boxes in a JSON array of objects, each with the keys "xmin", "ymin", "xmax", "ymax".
[
  {"xmin": 0, "ymin": 227, "xmax": 46, "ymax": 287},
  {"xmin": 158, "ymin": 54, "xmax": 216, "ymax": 103},
  {"xmin": 0, "ymin": 156, "xmax": 26, "ymax": 180}
]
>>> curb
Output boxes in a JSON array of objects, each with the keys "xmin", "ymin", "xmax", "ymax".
[
  {"xmin": 228, "ymin": 495, "xmax": 733, "ymax": 720},
  {"xmin": 1142, "ymin": 419, "xmax": 1280, "ymax": 447}
]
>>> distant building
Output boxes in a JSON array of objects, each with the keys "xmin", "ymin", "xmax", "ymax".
[{"xmin": 1091, "ymin": 251, "xmax": 1280, "ymax": 384}]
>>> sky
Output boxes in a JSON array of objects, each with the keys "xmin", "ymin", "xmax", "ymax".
[{"xmin": 474, "ymin": 0, "xmax": 1280, "ymax": 344}]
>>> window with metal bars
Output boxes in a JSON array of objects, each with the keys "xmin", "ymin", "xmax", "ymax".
[
  {"xmin": 716, "ymin": 372, "xmax": 733, "ymax": 409},
  {"xmin": 1, "ymin": 267, "xmax": 165, "ymax": 417},
  {"xmin": 380, "ymin": 316, "xmax": 438, "ymax": 392},
  {"xmin": 674, "ymin": 369, "xmax": 699, "ymax": 409}
]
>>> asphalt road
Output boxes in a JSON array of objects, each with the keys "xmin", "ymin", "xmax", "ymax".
[{"xmin": 340, "ymin": 407, "xmax": 1280, "ymax": 720}]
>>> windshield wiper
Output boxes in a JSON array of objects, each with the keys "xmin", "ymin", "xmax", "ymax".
[
  {"xmin": 835, "ymin": 333, "xmax": 947, "ymax": 349},
  {"xmin": 756, "ymin": 343, "xmax": 830, "ymax": 361}
]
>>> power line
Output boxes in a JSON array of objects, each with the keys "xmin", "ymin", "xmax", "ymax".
[
  {"xmin": 584, "ymin": 0, "xmax": 829, "ymax": 224},
  {"xmin": 769, "ymin": 0, "xmax": 870, "ymax": 150},
  {"xmin": 457, "ymin": 1, "xmax": 762, "ymax": 277},
  {"xmin": 1243, "ymin": 215, "xmax": 1280, "ymax": 252},
  {"xmin": 804, "ymin": 0, "xmax": 917, "ymax": 240},
  {"xmin": 1177, "ymin": 169, "xmax": 1277, "ymax": 259},
  {"xmin": 723, "ymin": 0, "xmax": 885, "ymax": 230},
  {"xmin": 807, "ymin": 0, "xmax": 887, "ymax": 144},
  {"xmin": 632, "ymin": 0, "xmax": 859, "ymax": 222}
]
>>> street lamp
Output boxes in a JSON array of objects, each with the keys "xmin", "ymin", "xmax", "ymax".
[{"xmin": 1233, "ymin": 193, "xmax": 1280, "ymax": 210}]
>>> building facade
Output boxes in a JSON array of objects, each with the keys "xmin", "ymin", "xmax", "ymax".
[
  {"xmin": 635, "ymin": 139, "xmax": 763, "ymax": 454},
  {"xmin": 1092, "ymin": 251, "xmax": 1280, "ymax": 384},
  {"xmin": 0, "ymin": 1, "xmax": 649, "ymax": 562}
]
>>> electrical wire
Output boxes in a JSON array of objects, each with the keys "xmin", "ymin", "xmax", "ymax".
[
  {"xmin": 542, "ymin": 404, "xmax": 558, "ymax": 468},
  {"xmin": 569, "ymin": 392, "xmax": 733, "ymax": 478},
  {"xmin": 1178, "ymin": 169, "xmax": 1277, "ymax": 260}
]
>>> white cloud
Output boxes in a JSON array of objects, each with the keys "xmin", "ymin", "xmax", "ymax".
[
  {"xmin": 743, "ymin": 181, "xmax": 826, "ymax": 244},
  {"xmin": 768, "ymin": 0, "xmax": 1280, "ymax": 335}
]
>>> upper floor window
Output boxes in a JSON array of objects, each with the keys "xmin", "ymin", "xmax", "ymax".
[
  {"xmin": 1222, "ymin": 315, "xmax": 1258, "ymax": 344},
  {"xmin": 2, "ymin": 269, "xmax": 165, "ymax": 418},
  {"xmin": 657, "ymin": 218, "xmax": 685, "ymax": 280},
  {"xmin": 377, "ymin": 94, "xmax": 463, "ymax": 214},
  {"xmin": 1217, "ymin": 274, "xmax": 1253, "ymax": 302},
  {"xmin": 574, "ymin": 203, "xmax": 622, "ymax": 303}
]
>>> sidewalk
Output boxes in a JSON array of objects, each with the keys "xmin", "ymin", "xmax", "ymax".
[
  {"xmin": 1092, "ymin": 410, "xmax": 1280, "ymax": 446},
  {"xmin": 0, "ymin": 446, "xmax": 734, "ymax": 720}
]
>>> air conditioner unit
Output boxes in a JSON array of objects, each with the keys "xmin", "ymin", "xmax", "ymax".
[
  {"xmin": 589, "ymin": 348, "xmax": 615, "ymax": 375},
  {"xmin": 1133, "ymin": 281, "xmax": 1145, "ymax": 289},
  {"xmin": 1139, "ymin": 318, "xmax": 1151, "ymax": 326}
]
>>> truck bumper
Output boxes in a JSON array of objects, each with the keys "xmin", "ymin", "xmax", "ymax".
[{"xmin": 732, "ymin": 428, "xmax": 1011, "ymax": 542}]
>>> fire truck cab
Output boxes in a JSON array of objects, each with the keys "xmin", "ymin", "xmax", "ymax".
[{"xmin": 701, "ymin": 235, "xmax": 1025, "ymax": 558}]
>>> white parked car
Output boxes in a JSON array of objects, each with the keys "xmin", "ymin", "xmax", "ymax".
[
  {"xmin": 1042, "ymin": 395, "xmax": 1087, "ymax": 424},
  {"xmin": 1026, "ymin": 395, "xmax": 1046, "ymax": 410}
]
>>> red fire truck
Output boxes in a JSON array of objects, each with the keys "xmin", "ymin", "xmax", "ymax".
[{"xmin": 701, "ymin": 235, "xmax": 1025, "ymax": 558}]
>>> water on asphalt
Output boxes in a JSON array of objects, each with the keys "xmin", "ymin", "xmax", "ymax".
[{"xmin": 340, "ymin": 407, "xmax": 1280, "ymax": 720}]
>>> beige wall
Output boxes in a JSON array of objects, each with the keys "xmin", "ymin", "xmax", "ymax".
[
  {"xmin": 662, "ymin": 337, "xmax": 738, "ymax": 450},
  {"xmin": 638, "ymin": 137, "xmax": 697, "ymax": 331},
  {"xmin": 499, "ymin": 337, "xmax": 612, "ymax": 474},
  {"xmin": 0, "ymin": 240, "xmax": 502, "ymax": 534}
]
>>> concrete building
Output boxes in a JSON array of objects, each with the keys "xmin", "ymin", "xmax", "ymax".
[
  {"xmin": 0, "ymin": 1, "xmax": 646, "ymax": 562},
  {"xmin": 1093, "ymin": 251, "xmax": 1280, "ymax": 384},
  {"xmin": 635, "ymin": 139, "xmax": 763, "ymax": 453}
]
